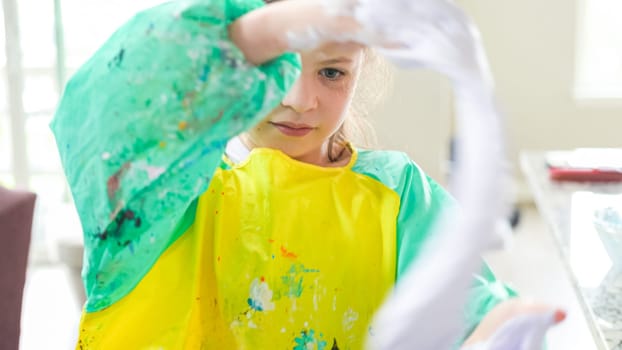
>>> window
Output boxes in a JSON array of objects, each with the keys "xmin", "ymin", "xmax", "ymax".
[
  {"xmin": 2, "ymin": 0, "xmax": 167, "ymax": 263},
  {"xmin": 1, "ymin": 3, "xmax": 13, "ymax": 187},
  {"xmin": 61, "ymin": 0, "xmax": 166, "ymax": 70},
  {"xmin": 575, "ymin": 0, "xmax": 622, "ymax": 99}
]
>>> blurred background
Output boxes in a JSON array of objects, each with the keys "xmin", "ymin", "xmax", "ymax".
[{"xmin": 1, "ymin": 0, "xmax": 621, "ymax": 349}]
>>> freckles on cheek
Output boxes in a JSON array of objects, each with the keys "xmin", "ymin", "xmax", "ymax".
[{"xmin": 338, "ymin": 80, "xmax": 355, "ymax": 95}]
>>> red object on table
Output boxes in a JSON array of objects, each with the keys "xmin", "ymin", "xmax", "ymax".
[{"xmin": 549, "ymin": 167, "xmax": 622, "ymax": 182}]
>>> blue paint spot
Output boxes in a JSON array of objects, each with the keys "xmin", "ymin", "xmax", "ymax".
[
  {"xmin": 294, "ymin": 329, "xmax": 327, "ymax": 350},
  {"xmin": 199, "ymin": 64, "xmax": 210, "ymax": 82},
  {"xmin": 247, "ymin": 297, "xmax": 263, "ymax": 312}
]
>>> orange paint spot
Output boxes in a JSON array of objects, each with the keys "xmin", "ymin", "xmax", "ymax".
[
  {"xmin": 260, "ymin": 276, "xmax": 265, "ymax": 282},
  {"xmin": 280, "ymin": 245, "xmax": 298, "ymax": 259},
  {"xmin": 268, "ymin": 239, "xmax": 275, "ymax": 244},
  {"xmin": 178, "ymin": 121, "xmax": 188, "ymax": 130},
  {"xmin": 182, "ymin": 92, "xmax": 196, "ymax": 109},
  {"xmin": 158, "ymin": 141, "xmax": 166, "ymax": 148}
]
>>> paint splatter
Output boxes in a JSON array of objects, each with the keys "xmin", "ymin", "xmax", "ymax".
[
  {"xmin": 94, "ymin": 208, "xmax": 142, "ymax": 241},
  {"xmin": 247, "ymin": 278, "xmax": 275, "ymax": 312},
  {"xmin": 342, "ymin": 308, "xmax": 359, "ymax": 331},
  {"xmin": 181, "ymin": 91, "xmax": 196, "ymax": 108},
  {"xmin": 106, "ymin": 162, "xmax": 131, "ymax": 202},
  {"xmin": 368, "ymin": 326, "xmax": 375, "ymax": 337},
  {"xmin": 199, "ymin": 64, "xmax": 210, "ymax": 82},
  {"xmin": 276, "ymin": 263, "xmax": 319, "ymax": 299},
  {"xmin": 186, "ymin": 48, "xmax": 200, "ymax": 61},
  {"xmin": 280, "ymin": 245, "xmax": 298, "ymax": 259},
  {"xmin": 293, "ymin": 329, "xmax": 327, "ymax": 350},
  {"xmin": 134, "ymin": 161, "xmax": 165, "ymax": 180},
  {"xmin": 107, "ymin": 48, "xmax": 125, "ymax": 68}
]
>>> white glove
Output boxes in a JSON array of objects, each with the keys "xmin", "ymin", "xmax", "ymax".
[
  {"xmin": 286, "ymin": 0, "xmax": 491, "ymax": 86},
  {"xmin": 369, "ymin": 0, "xmax": 494, "ymax": 87}
]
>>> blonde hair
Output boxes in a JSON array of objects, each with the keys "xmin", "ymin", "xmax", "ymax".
[{"xmin": 328, "ymin": 49, "xmax": 393, "ymax": 161}]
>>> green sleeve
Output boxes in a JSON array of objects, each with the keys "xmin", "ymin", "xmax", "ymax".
[
  {"xmin": 353, "ymin": 150, "xmax": 516, "ymax": 346},
  {"xmin": 393, "ymin": 160, "xmax": 517, "ymax": 345},
  {"xmin": 50, "ymin": 0, "xmax": 300, "ymax": 312},
  {"xmin": 460, "ymin": 263, "xmax": 518, "ymax": 345}
]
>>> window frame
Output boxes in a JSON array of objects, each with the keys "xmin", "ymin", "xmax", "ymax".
[{"xmin": 574, "ymin": 0, "xmax": 622, "ymax": 102}]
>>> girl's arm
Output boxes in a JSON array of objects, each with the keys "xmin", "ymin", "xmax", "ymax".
[
  {"xmin": 50, "ymin": 0, "xmax": 319, "ymax": 312},
  {"xmin": 230, "ymin": 0, "xmax": 361, "ymax": 65}
]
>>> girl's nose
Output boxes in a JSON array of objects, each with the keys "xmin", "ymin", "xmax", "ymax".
[{"xmin": 281, "ymin": 76, "xmax": 318, "ymax": 114}]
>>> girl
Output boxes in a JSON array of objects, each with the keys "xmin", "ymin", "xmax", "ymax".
[{"xmin": 52, "ymin": 0, "xmax": 520, "ymax": 348}]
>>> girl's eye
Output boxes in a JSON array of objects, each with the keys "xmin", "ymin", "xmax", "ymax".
[{"xmin": 319, "ymin": 68, "xmax": 345, "ymax": 81}]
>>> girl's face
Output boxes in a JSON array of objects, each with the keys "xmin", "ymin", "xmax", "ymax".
[{"xmin": 242, "ymin": 42, "xmax": 364, "ymax": 166}]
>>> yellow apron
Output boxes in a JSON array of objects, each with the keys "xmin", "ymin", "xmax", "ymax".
[{"xmin": 78, "ymin": 148, "xmax": 400, "ymax": 349}]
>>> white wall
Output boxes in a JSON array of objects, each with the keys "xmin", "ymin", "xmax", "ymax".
[
  {"xmin": 370, "ymin": 0, "xmax": 622, "ymax": 187},
  {"xmin": 369, "ymin": 70, "xmax": 453, "ymax": 184}
]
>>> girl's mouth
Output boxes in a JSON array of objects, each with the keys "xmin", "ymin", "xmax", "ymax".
[{"xmin": 269, "ymin": 122, "xmax": 316, "ymax": 137}]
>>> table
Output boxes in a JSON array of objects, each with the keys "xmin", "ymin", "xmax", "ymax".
[{"xmin": 521, "ymin": 152, "xmax": 622, "ymax": 350}]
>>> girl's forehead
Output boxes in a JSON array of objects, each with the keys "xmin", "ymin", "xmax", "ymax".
[{"xmin": 305, "ymin": 42, "xmax": 364, "ymax": 62}]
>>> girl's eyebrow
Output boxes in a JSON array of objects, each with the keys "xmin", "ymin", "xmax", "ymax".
[{"xmin": 318, "ymin": 57, "xmax": 353, "ymax": 65}]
